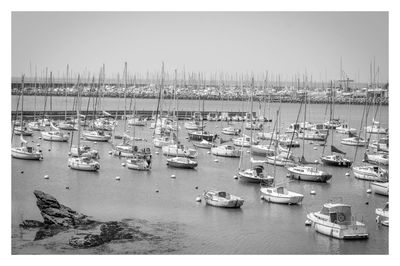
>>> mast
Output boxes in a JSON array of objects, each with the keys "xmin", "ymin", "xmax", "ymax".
[
  {"xmin": 249, "ymin": 76, "xmax": 254, "ymax": 168},
  {"xmin": 20, "ymin": 74, "xmax": 24, "ymax": 128},
  {"xmin": 123, "ymin": 62, "xmax": 127, "ymax": 135},
  {"xmin": 76, "ymin": 75, "xmax": 81, "ymax": 156},
  {"xmin": 153, "ymin": 62, "xmax": 164, "ymax": 137},
  {"xmin": 65, "ymin": 64, "xmax": 69, "ymax": 121},
  {"xmin": 33, "ymin": 67, "xmax": 37, "ymax": 121}
]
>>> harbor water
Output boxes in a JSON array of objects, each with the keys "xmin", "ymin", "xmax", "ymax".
[{"xmin": 12, "ymin": 98, "xmax": 388, "ymax": 254}]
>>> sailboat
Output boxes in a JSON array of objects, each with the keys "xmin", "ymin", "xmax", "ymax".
[
  {"xmin": 321, "ymin": 82, "xmax": 353, "ymax": 167},
  {"xmin": 68, "ymin": 76, "xmax": 100, "ymax": 171},
  {"xmin": 27, "ymin": 68, "xmax": 45, "ymax": 131},
  {"xmin": 238, "ymin": 77, "xmax": 274, "ymax": 184},
  {"xmin": 287, "ymin": 91, "xmax": 332, "ymax": 182},
  {"xmin": 166, "ymin": 69, "xmax": 198, "ymax": 169},
  {"xmin": 82, "ymin": 68, "xmax": 112, "ymax": 142},
  {"xmin": 11, "ymin": 75, "xmax": 43, "ymax": 160}
]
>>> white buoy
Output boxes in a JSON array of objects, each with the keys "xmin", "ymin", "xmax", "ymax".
[
  {"xmin": 367, "ymin": 189, "xmax": 372, "ymax": 193},
  {"xmin": 44, "ymin": 175, "xmax": 49, "ymax": 179},
  {"xmin": 314, "ymin": 160, "xmax": 319, "ymax": 163},
  {"xmin": 115, "ymin": 176, "xmax": 120, "ymax": 181},
  {"xmin": 207, "ymin": 151, "xmax": 211, "ymax": 154},
  {"xmin": 36, "ymin": 143, "xmax": 40, "ymax": 146},
  {"xmin": 305, "ymin": 220, "xmax": 312, "ymax": 226},
  {"xmin": 246, "ymin": 150, "xmax": 250, "ymax": 153},
  {"xmin": 121, "ymin": 163, "xmax": 126, "ymax": 167},
  {"xmin": 313, "ymin": 147, "xmax": 317, "ymax": 150},
  {"xmin": 94, "ymin": 142, "xmax": 97, "ymax": 144},
  {"xmin": 310, "ymin": 190, "xmax": 316, "ymax": 195},
  {"xmin": 214, "ymin": 159, "xmax": 219, "ymax": 163},
  {"xmin": 345, "ymin": 172, "xmax": 350, "ymax": 176},
  {"xmin": 38, "ymin": 137, "xmax": 42, "ymax": 140},
  {"xmin": 155, "ymin": 151, "xmax": 159, "ymax": 155},
  {"xmin": 195, "ymin": 196, "xmax": 202, "ymax": 202},
  {"xmin": 68, "ymin": 152, "xmax": 72, "ymax": 156},
  {"xmin": 108, "ymin": 151, "xmax": 112, "ymax": 155},
  {"xmin": 233, "ymin": 175, "xmax": 238, "ymax": 179},
  {"xmin": 171, "ymin": 174, "xmax": 176, "ymax": 178}
]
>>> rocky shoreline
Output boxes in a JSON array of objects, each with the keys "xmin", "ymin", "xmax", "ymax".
[{"xmin": 19, "ymin": 190, "xmax": 161, "ymax": 249}]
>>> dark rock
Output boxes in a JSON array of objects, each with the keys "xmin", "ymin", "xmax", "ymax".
[
  {"xmin": 33, "ymin": 190, "xmax": 95, "ymax": 227},
  {"xmin": 34, "ymin": 225, "xmax": 64, "ymax": 241},
  {"xmin": 69, "ymin": 233, "xmax": 104, "ymax": 248},
  {"xmin": 19, "ymin": 219, "xmax": 44, "ymax": 228}
]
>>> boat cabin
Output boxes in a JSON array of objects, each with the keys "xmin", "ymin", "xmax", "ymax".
[{"xmin": 320, "ymin": 203, "xmax": 352, "ymax": 225}]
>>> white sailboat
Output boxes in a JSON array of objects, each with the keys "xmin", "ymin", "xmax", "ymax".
[{"xmin": 68, "ymin": 76, "xmax": 100, "ymax": 172}]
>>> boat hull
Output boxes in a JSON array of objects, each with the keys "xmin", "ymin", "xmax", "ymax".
[{"xmin": 11, "ymin": 148, "xmax": 42, "ymax": 160}]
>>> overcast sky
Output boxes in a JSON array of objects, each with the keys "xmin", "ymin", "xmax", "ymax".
[{"xmin": 12, "ymin": 12, "xmax": 388, "ymax": 83}]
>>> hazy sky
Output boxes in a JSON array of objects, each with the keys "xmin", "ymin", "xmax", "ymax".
[{"xmin": 12, "ymin": 12, "xmax": 388, "ymax": 82}]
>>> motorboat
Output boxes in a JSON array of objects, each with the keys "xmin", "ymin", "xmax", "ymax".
[
  {"xmin": 126, "ymin": 153, "xmax": 152, "ymax": 171},
  {"xmin": 219, "ymin": 112, "xmax": 230, "ymax": 121},
  {"xmin": 364, "ymin": 153, "xmax": 389, "ymax": 166},
  {"xmin": 211, "ymin": 145, "xmax": 241, "ymax": 158},
  {"xmin": 352, "ymin": 165, "xmax": 388, "ymax": 182},
  {"xmin": 82, "ymin": 130, "xmax": 111, "ymax": 142},
  {"xmin": 321, "ymin": 154, "xmax": 352, "ymax": 167},
  {"xmin": 188, "ymin": 131, "xmax": 217, "ymax": 142},
  {"xmin": 365, "ymin": 120, "xmax": 388, "ymax": 134},
  {"xmin": 287, "ymin": 165, "xmax": 332, "ymax": 182},
  {"xmin": 41, "ymin": 130, "xmax": 69, "ymax": 142},
  {"xmin": 341, "ymin": 136, "xmax": 367, "ymax": 146},
  {"xmin": 166, "ymin": 156, "xmax": 198, "ymax": 169},
  {"xmin": 162, "ymin": 144, "xmax": 198, "ymax": 158},
  {"xmin": 11, "ymin": 136, "xmax": 43, "ymax": 160},
  {"xmin": 221, "ymin": 126, "xmax": 241, "ymax": 136},
  {"xmin": 70, "ymin": 145, "xmax": 99, "ymax": 159},
  {"xmin": 192, "ymin": 139, "xmax": 214, "ymax": 149},
  {"xmin": 251, "ymin": 144, "xmax": 275, "ymax": 156},
  {"xmin": 336, "ymin": 124, "xmax": 357, "ymax": 135},
  {"xmin": 68, "ymin": 156, "xmax": 100, "ymax": 171},
  {"xmin": 238, "ymin": 165, "xmax": 274, "ymax": 184},
  {"xmin": 297, "ymin": 130, "xmax": 326, "ymax": 141},
  {"xmin": 260, "ymin": 186, "xmax": 304, "ymax": 205},
  {"xmin": 233, "ymin": 135, "xmax": 259, "ymax": 147},
  {"xmin": 203, "ymin": 190, "xmax": 244, "ymax": 208},
  {"xmin": 375, "ymin": 202, "xmax": 389, "ymax": 226},
  {"xmin": 309, "ymin": 123, "xmax": 329, "ymax": 135},
  {"xmin": 370, "ymin": 182, "xmax": 388, "ymax": 196},
  {"xmin": 93, "ymin": 117, "xmax": 116, "ymax": 131},
  {"xmin": 306, "ymin": 202, "xmax": 368, "ymax": 239},
  {"xmin": 128, "ymin": 116, "xmax": 147, "ymax": 126}
]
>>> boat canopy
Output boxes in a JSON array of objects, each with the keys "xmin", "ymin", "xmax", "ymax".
[{"xmin": 322, "ymin": 204, "xmax": 352, "ymax": 225}]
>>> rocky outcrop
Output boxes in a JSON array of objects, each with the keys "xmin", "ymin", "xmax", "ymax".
[
  {"xmin": 33, "ymin": 190, "xmax": 95, "ymax": 227},
  {"xmin": 20, "ymin": 191, "xmax": 158, "ymax": 249}
]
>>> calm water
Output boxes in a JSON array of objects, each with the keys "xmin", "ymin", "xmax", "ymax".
[{"xmin": 12, "ymin": 98, "xmax": 388, "ymax": 254}]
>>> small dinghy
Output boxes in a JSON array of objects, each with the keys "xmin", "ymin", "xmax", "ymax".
[
  {"xmin": 238, "ymin": 165, "xmax": 274, "ymax": 184},
  {"xmin": 341, "ymin": 136, "xmax": 366, "ymax": 146},
  {"xmin": 221, "ymin": 126, "xmax": 240, "ymax": 136},
  {"xmin": 203, "ymin": 190, "xmax": 244, "ymax": 208},
  {"xmin": 260, "ymin": 186, "xmax": 304, "ymax": 205},
  {"xmin": 307, "ymin": 202, "xmax": 368, "ymax": 239},
  {"xmin": 82, "ymin": 130, "xmax": 111, "ymax": 142}
]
